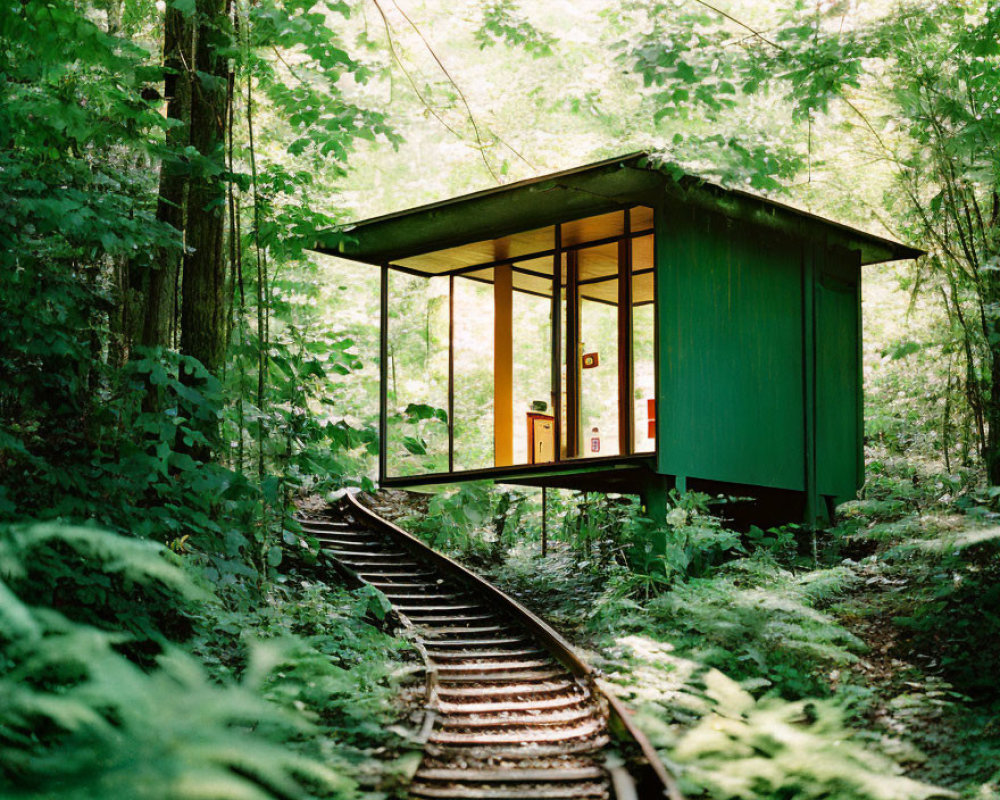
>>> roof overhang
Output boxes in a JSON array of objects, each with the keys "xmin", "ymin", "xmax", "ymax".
[{"xmin": 313, "ymin": 152, "xmax": 923, "ymax": 268}]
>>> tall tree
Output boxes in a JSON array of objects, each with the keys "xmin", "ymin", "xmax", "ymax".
[
  {"xmin": 142, "ymin": 1, "xmax": 194, "ymax": 350},
  {"xmin": 180, "ymin": 0, "xmax": 231, "ymax": 378},
  {"xmin": 876, "ymin": 5, "xmax": 1000, "ymax": 482}
]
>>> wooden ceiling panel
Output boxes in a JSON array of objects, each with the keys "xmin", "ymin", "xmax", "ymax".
[
  {"xmin": 513, "ymin": 272, "xmax": 553, "ymax": 297},
  {"xmin": 394, "ymin": 206, "xmax": 653, "ymax": 280},
  {"xmin": 515, "ymin": 255, "xmax": 556, "ymax": 277},
  {"xmin": 631, "ymin": 205, "xmax": 654, "ymax": 231},
  {"xmin": 396, "ymin": 240, "xmax": 495, "ymax": 272},
  {"xmin": 497, "ymin": 225, "xmax": 555, "ymax": 259},
  {"xmin": 632, "ymin": 271, "xmax": 654, "ymax": 305},
  {"xmin": 577, "ymin": 242, "xmax": 619, "ymax": 281},
  {"xmin": 562, "ymin": 210, "xmax": 624, "ymax": 247},
  {"xmin": 581, "ymin": 278, "xmax": 618, "ymax": 305},
  {"xmin": 632, "ymin": 234, "xmax": 654, "ymax": 271},
  {"xmin": 461, "ymin": 266, "xmax": 495, "ymax": 284}
]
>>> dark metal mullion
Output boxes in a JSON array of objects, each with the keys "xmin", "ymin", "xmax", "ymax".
[
  {"xmin": 459, "ymin": 262, "xmax": 656, "ymax": 297},
  {"xmin": 386, "ymin": 262, "xmax": 434, "ymax": 279},
  {"xmin": 552, "ymin": 225, "xmax": 562, "ymax": 465},
  {"xmin": 458, "ymin": 264, "xmax": 553, "ymax": 281},
  {"xmin": 449, "ymin": 255, "xmax": 550, "ymax": 278},
  {"xmin": 566, "ymin": 249, "xmax": 580, "ymax": 459},
  {"xmin": 378, "ymin": 264, "xmax": 389, "ymax": 484},
  {"xmin": 511, "ymin": 264, "xmax": 552, "ymax": 279},
  {"xmin": 618, "ymin": 209, "xmax": 634, "ymax": 456},
  {"xmin": 566, "ymin": 226, "xmax": 654, "ymax": 249},
  {"xmin": 448, "ymin": 275, "xmax": 455, "ymax": 474}
]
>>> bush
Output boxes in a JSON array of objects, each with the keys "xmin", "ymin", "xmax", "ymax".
[
  {"xmin": 646, "ymin": 555, "xmax": 863, "ymax": 698},
  {"xmin": 884, "ymin": 528, "xmax": 1000, "ymax": 701},
  {"xmin": 646, "ymin": 670, "xmax": 944, "ymax": 800},
  {"xmin": 0, "ymin": 524, "xmax": 353, "ymax": 800}
]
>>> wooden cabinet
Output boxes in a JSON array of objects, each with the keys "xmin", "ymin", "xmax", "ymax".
[{"xmin": 527, "ymin": 413, "xmax": 555, "ymax": 464}]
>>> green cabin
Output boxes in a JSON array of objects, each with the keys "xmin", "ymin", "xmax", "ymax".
[{"xmin": 314, "ymin": 153, "xmax": 921, "ymax": 524}]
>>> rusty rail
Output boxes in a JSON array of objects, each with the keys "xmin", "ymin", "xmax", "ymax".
[{"xmin": 296, "ymin": 491, "xmax": 681, "ymax": 800}]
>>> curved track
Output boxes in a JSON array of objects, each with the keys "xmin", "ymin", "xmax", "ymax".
[{"xmin": 297, "ymin": 493, "xmax": 680, "ymax": 800}]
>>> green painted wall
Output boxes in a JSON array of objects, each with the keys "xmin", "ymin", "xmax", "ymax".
[
  {"xmin": 655, "ymin": 205, "xmax": 806, "ymax": 490},
  {"xmin": 815, "ymin": 247, "xmax": 863, "ymax": 499}
]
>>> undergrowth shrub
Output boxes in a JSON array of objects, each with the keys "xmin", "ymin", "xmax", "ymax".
[
  {"xmin": 191, "ymin": 577, "xmax": 415, "ymax": 760},
  {"xmin": 400, "ymin": 483, "xmax": 531, "ymax": 567},
  {"xmin": 881, "ymin": 528, "xmax": 1000, "ymax": 701},
  {"xmin": 0, "ymin": 523, "xmax": 204, "ymax": 649},
  {"xmin": 640, "ymin": 669, "xmax": 944, "ymax": 800},
  {"xmin": 641, "ymin": 555, "xmax": 863, "ymax": 698},
  {"xmin": 0, "ymin": 523, "xmax": 355, "ymax": 799},
  {"xmin": 621, "ymin": 492, "xmax": 743, "ymax": 584}
]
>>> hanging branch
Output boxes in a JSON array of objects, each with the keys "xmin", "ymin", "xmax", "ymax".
[
  {"xmin": 229, "ymin": 3, "xmax": 247, "ymax": 474},
  {"xmin": 369, "ymin": 0, "xmax": 464, "ymax": 140},
  {"xmin": 371, "ymin": 0, "xmax": 538, "ymax": 181},
  {"xmin": 690, "ymin": 0, "xmax": 782, "ymax": 49},
  {"xmin": 389, "ymin": 0, "xmax": 500, "ymax": 181},
  {"xmin": 243, "ymin": 10, "xmax": 268, "ymax": 481}
]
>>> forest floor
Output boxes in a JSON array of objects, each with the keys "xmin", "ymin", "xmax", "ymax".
[{"xmin": 367, "ymin": 483, "xmax": 1000, "ymax": 799}]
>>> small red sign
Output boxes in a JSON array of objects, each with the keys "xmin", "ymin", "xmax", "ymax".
[
  {"xmin": 591, "ymin": 437, "xmax": 600, "ymax": 453},
  {"xmin": 582, "ymin": 352, "xmax": 599, "ymax": 369}
]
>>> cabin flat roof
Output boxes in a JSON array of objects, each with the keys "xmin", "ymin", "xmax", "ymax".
[{"xmin": 313, "ymin": 152, "xmax": 923, "ymax": 267}]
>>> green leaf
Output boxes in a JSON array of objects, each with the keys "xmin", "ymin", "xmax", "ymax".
[
  {"xmin": 402, "ymin": 436, "xmax": 427, "ymax": 455},
  {"xmin": 888, "ymin": 341, "xmax": 921, "ymax": 360},
  {"xmin": 675, "ymin": 61, "xmax": 698, "ymax": 83},
  {"xmin": 404, "ymin": 403, "xmax": 448, "ymax": 423}
]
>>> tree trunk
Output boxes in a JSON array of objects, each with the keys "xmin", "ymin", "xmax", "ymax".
[
  {"xmin": 180, "ymin": 0, "xmax": 229, "ymax": 377},
  {"xmin": 984, "ymin": 267, "xmax": 1000, "ymax": 485},
  {"xmin": 141, "ymin": 3, "xmax": 193, "ymax": 351}
]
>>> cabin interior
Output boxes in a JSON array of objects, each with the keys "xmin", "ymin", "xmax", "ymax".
[{"xmin": 382, "ymin": 205, "xmax": 657, "ymax": 488}]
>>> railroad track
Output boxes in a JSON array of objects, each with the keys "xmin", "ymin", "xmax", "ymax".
[{"xmin": 297, "ymin": 492, "xmax": 680, "ymax": 800}]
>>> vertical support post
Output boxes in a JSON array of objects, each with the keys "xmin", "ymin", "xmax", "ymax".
[
  {"xmin": 639, "ymin": 474, "xmax": 670, "ymax": 556},
  {"xmin": 494, "ymin": 263, "xmax": 514, "ymax": 467},
  {"xmin": 618, "ymin": 209, "xmax": 634, "ymax": 456},
  {"xmin": 802, "ymin": 244, "xmax": 820, "ymax": 528},
  {"xmin": 652, "ymin": 198, "xmax": 666, "ymax": 474},
  {"xmin": 552, "ymin": 225, "xmax": 563, "ymax": 462},
  {"xmin": 541, "ymin": 487, "xmax": 548, "ymax": 557},
  {"xmin": 378, "ymin": 264, "xmax": 389, "ymax": 484},
  {"xmin": 448, "ymin": 274, "xmax": 455, "ymax": 474},
  {"xmin": 565, "ymin": 249, "xmax": 580, "ymax": 458},
  {"xmin": 855, "ymin": 251, "xmax": 865, "ymax": 498}
]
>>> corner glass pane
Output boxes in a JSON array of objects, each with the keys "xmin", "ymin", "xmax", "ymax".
[
  {"xmin": 385, "ymin": 271, "xmax": 449, "ymax": 477},
  {"xmin": 633, "ymin": 234, "xmax": 656, "ymax": 453},
  {"xmin": 453, "ymin": 276, "xmax": 495, "ymax": 471}
]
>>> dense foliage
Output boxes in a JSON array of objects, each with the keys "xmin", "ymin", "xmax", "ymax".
[
  {"xmin": 2, "ymin": 0, "xmax": 999, "ymax": 798},
  {"xmin": 1, "ymin": 1, "xmax": 408, "ymax": 796}
]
